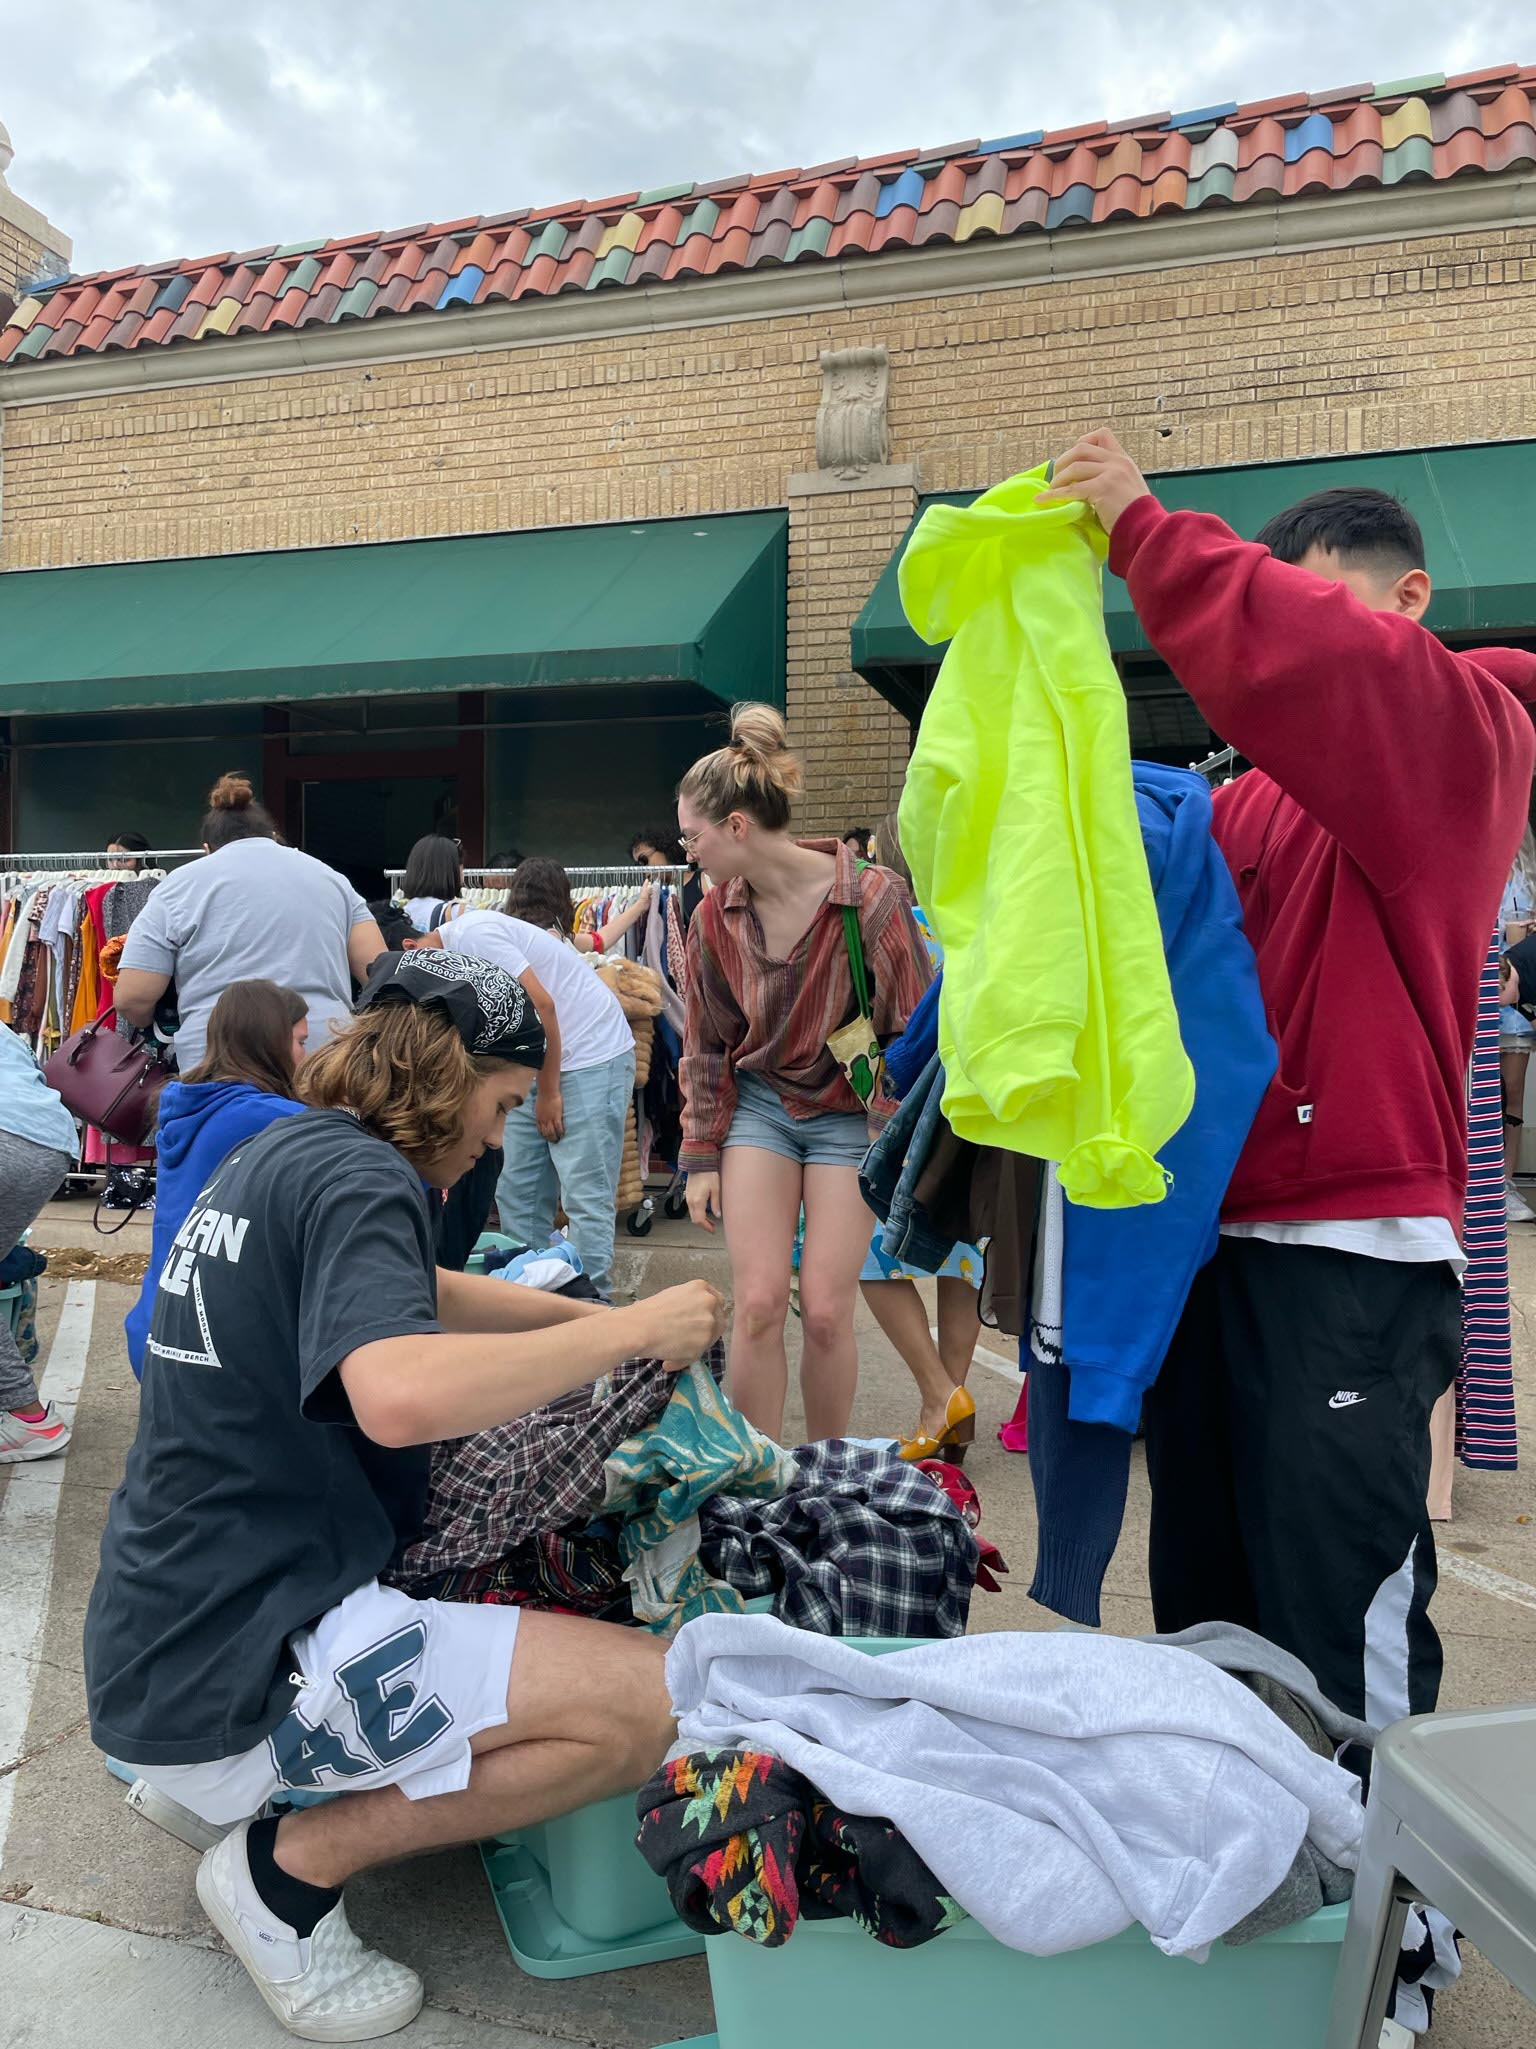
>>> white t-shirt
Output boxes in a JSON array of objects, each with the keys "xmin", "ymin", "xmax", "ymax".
[
  {"xmin": 444, "ymin": 910, "xmax": 632, "ymax": 1074},
  {"xmin": 403, "ymin": 895, "xmax": 447, "ymax": 933},
  {"xmin": 1220, "ymin": 1217, "xmax": 1466, "ymax": 1278}
]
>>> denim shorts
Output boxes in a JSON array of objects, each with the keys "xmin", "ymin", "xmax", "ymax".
[{"xmin": 723, "ymin": 1071, "xmax": 870, "ymax": 1170}]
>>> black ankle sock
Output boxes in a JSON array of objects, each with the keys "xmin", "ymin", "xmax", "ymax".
[{"xmin": 244, "ymin": 1814, "xmax": 343, "ymax": 1938}]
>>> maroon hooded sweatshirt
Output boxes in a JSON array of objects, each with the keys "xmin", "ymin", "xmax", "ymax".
[{"xmin": 1108, "ymin": 495, "xmax": 1536, "ymax": 1233}]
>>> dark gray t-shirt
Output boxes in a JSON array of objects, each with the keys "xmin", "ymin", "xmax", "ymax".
[{"xmin": 85, "ymin": 1110, "xmax": 441, "ymax": 1766}]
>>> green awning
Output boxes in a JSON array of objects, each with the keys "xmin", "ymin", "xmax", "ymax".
[
  {"xmin": 851, "ymin": 440, "xmax": 1536, "ymax": 712},
  {"xmin": 0, "ymin": 510, "xmax": 787, "ymax": 718}
]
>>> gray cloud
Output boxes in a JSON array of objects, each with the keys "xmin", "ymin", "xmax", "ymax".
[{"xmin": 2, "ymin": 0, "xmax": 1523, "ymax": 272}]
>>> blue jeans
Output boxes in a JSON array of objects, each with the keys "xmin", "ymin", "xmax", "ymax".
[{"xmin": 495, "ymin": 1051, "xmax": 635, "ymax": 1294}]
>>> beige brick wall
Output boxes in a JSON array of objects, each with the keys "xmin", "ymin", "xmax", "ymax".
[
  {"xmin": 6, "ymin": 216, "xmax": 1536, "ymax": 821},
  {"xmin": 788, "ymin": 482, "xmax": 917, "ymax": 831},
  {"xmin": 0, "ymin": 215, "xmax": 48, "ymax": 300}
]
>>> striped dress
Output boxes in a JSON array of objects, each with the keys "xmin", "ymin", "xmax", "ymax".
[{"xmin": 1457, "ymin": 926, "xmax": 1519, "ymax": 1469}]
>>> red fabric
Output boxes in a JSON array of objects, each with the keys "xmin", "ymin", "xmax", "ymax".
[
  {"xmin": 913, "ymin": 1458, "xmax": 1008, "ymax": 1592},
  {"xmin": 84, "ymin": 885, "xmax": 114, "ymax": 1020},
  {"xmin": 82, "ymin": 888, "xmax": 154, "ymax": 1166},
  {"xmin": 1110, "ymin": 495, "xmax": 1536, "ymax": 1230}
]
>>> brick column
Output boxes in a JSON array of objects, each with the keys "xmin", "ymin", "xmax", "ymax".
[{"xmin": 785, "ymin": 464, "xmax": 919, "ymax": 835}]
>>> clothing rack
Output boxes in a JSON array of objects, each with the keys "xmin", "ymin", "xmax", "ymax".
[
  {"xmin": 382, "ymin": 865, "xmax": 512, "ymax": 887},
  {"xmin": 567, "ymin": 863, "xmax": 691, "ymax": 886},
  {"xmin": 1189, "ymin": 745, "xmax": 1240, "ymax": 783},
  {"xmin": 1, "ymin": 847, "xmax": 204, "ymax": 869},
  {"xmin": 383, "ymin": 863, "xmax": 691, "ymax": 889}
]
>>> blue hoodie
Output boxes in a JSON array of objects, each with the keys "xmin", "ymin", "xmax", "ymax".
[
  {"xmin": 1028, "ymin": 764, "xmax": 1276, "ymax": 1625},
  {"xmin": 125, "ymin": 1080, "xmax": 306, "ymax": 1379}
]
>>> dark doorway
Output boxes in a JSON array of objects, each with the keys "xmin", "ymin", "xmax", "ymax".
[{"xmin": 301, "ymin": 775, "xmax": 457, "ymax": 900}]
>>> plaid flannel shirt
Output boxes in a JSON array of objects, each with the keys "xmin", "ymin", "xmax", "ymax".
[
  {"xmin": 393, "ymin": 1340, "xmax": 726, "ymax": 1584},
  {"xmin": 698, "ymin": 1439, "xmax": 978, "ymax": 1639}
]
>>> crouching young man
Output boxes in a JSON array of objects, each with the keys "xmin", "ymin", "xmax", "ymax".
[{"xmin": 85, "ymin": 951, "xmax": 726, "ymax": 2041}]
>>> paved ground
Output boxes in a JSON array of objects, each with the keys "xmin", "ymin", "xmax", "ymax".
[{"xmin": 3, "ymin": 1194, "xmax": 1534, "ymax": 2048}]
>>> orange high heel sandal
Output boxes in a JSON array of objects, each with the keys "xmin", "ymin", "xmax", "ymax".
[{"xmin": 897, "ymin": 1385, "xmax": 977, "ymax": 1463}]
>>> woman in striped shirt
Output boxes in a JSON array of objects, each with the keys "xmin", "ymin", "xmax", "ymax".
[{"xmin": 677, "ymin": 704, "xmax": 932, "ymax": 1442}]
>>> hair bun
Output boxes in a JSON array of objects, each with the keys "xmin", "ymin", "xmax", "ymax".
[
  {"xmin": 209, "ymin": 772, "xmax": 255, "ymax": 812},
  {"xmin": 729, "ymin": 701, "xmax": 791, "ymax": 761}
]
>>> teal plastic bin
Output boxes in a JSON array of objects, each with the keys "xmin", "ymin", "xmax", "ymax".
[
  {"xmin": 705, "ymin": 1904, "xmax": 1349, "ymax": 2049},
  {"xmin": 518, "ymin": 1793, "xmax": 676, "ymax": 1945},
  {"xmin": 465, "ymin": 1231, "xmax": 517, "ymax": 1276},
  {"xmin": 479, "ymin": 1627, "xmax": 917, "ymax": 1977}
]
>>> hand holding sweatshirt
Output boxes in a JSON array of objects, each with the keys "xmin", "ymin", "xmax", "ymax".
[
  {"xmin": 1109, "ymin": 496, "xmax": 1536, "ymax": 1229},
  {"xmin": 898, "ymin": 466, "xmax": 1194, "ymax": 1208}
]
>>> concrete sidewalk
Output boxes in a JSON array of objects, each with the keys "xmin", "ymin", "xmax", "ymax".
[
  {"xmin": 1, "ymin": 1901, "xmax": 549, "ymax": 2049},
  {"xmin": 3, "ymin": 1202, "xmax": 1533, "ymax": 2047}
]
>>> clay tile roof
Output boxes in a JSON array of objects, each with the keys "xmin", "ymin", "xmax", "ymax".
[{"xmin": 10, "ymin": 63, "xmax": 1534, "ymax": 367}]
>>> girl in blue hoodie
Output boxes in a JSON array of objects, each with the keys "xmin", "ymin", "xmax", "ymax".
[{"xmin": 126, "ymin": 980, "xmax": 309, "ymax": 1379}]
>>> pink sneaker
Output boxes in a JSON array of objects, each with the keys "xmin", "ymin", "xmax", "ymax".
[{"xmin": 0, "ymin": 1401, "xmax": 71, "ymax": 1463}]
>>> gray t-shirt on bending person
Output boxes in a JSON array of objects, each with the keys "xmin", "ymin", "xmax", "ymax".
[{"xmin": 119, "ymin": 838, "xmax": 371, "ymax": 1069}]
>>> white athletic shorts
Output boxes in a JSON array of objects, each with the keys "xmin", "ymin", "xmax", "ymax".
[{"xmin": 133, "ymin": 1581, "xmax": 521, "ymax": 1826}]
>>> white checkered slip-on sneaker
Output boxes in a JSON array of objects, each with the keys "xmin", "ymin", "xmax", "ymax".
[{"xmin": 196, "ymin": 1820, "xmax": 423, "ymax": 2042}]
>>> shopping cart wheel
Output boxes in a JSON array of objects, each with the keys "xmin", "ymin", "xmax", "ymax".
[
  {"xmin": 626, "ymin": 1205, "xmax": 654, "ymax": 1238},
  {"xmin": 663, "ymin": 1186, "xmax": 689, "ymax": 1221}
]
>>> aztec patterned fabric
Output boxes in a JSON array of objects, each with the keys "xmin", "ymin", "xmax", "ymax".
[
  {"xmin": 6, "ymin": 70, "xmax": 1535, "ymax": 364},
  {"xmin": 635, "ymin": 1747, "xmax": 966, "ymax": 1949}
]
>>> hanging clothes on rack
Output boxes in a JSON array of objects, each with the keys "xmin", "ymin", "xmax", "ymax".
[{"xmin": 0, "ymin": 855, "xmax": 190, "ymax": 1184}]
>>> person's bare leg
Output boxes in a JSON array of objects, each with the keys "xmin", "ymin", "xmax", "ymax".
[
  {"xmin": 797, "ymin": 1163, "xmax": 875, "ymax": 1441},
  {"xmin": 720, "ymin": 1143, "xmax": 802, "ymax": 1440},
  {"xmin": 1501, "ymin": 1048, "xmax": 1529, "ymax": 1178},
  {"xmin": 861, "ymin": 1276, "xmax": 954, "ymax": 1439},
  {"xmin": 935, "ymin": 1275, "xmax": 982, "ymax": 1389},
  {"xmin": 271, "ymin": 1611, "xmax": 674, "ymax": 1890}
]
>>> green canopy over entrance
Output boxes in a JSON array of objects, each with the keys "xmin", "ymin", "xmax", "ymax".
[
  {"xmin": 0, "ymin": 510, "xmax": 787, "ymax": 718},
  {"xmin": 851, "ymin": 441, "xmax": 1536, "ymax": 719}
]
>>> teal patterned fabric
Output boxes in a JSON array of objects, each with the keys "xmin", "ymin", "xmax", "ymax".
[{"xmin": 603, "ymin": 1361, "xmax": 796, "ymax": 1632}]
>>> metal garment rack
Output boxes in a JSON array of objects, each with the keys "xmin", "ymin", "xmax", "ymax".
[
  {"xmin": 1189, "ymin": 745, "xmax": 1240, "ymax": 782},
  {"xmin": 567, "ymin": 864, "xmax": 690, "ymax": 887},
  {"xmin": 0, "ymin": 847, "xmax": 205, "ymax": 870},
  {"xmin": 382, "ymin": 864, "xmax": 692, "ymax": 889}
]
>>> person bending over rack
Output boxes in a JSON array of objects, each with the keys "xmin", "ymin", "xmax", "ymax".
[
  {"xmin": 404, "ymin": 871, "xmax": 636, "ymax": 1296},
  {"xmin": 85, "ymin": 952, "xmax": 725, "ymax": 2043}
]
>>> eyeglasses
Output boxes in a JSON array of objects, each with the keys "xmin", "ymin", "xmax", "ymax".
[{"xmin": 678, "ymin": 824, "xmax": 714, "ymax": 854}]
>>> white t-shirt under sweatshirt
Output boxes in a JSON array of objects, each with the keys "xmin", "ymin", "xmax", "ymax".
[{"xmin": 443, "ymin": 910, "xmax": 632, "ymax": 1074}]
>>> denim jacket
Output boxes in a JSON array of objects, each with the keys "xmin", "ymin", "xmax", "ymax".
[{"xmin": 858, "ymin": 1051, "xmax": 957, "ymax": 1272}]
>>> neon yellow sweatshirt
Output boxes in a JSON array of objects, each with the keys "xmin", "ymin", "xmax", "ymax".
[{"xmin": 896, "ymin": 465, "xmax": 1193, "ymax": 1208}]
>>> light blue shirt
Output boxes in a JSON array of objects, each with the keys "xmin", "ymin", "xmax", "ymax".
[{"xmin": 0, "ymin": 1022, "xmax": 78, "ymax": 1157}]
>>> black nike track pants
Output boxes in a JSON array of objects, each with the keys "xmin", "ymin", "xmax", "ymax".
[{"xmin": 1144, "ymin": 1233, "xmax": 1460, "ymax": 1725}]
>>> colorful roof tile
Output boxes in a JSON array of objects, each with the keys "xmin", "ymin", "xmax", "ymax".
[{"xmin": 5, "ymin": 64, "xmax": 1535, "ymax": 367}]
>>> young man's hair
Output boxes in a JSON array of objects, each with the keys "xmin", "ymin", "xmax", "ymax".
[
  {"xmin": 300, "ymin": 1000, "xmax": 524, "ymax": 1165},
  {"xmin": 1255, "ymin": 487, "xmax": 1426, "ymax": 580}
]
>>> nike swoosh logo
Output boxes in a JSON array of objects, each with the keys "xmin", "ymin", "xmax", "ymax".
[{"xmin": 1328, "ymin": 1393, "xmax": 1365, "ymax": 1409}]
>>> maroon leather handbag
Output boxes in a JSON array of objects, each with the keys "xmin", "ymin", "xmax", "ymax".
[{"xmin": 43, "ymin": 1011, "xmax": 172, "ymax": 1145}]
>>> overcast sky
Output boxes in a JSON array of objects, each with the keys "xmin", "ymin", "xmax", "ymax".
[{"xmin": 3, "ymin": 1, "xmax": 1525, "ymax": 274}]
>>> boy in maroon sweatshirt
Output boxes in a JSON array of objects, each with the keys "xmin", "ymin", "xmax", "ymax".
[{"xmin": 1043, "ymin": 430, "xmax": 1536, "ymax": 1726}]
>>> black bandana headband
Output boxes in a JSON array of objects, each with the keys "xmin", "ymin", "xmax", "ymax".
[{"xmin": 354, "ymin": 950, "xmax": 546, "ymax": 1068}]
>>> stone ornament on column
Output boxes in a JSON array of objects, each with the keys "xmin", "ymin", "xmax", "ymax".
[{"xmin": 816, "ymin": 346, "xmax": 891, "ymax": 480}]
